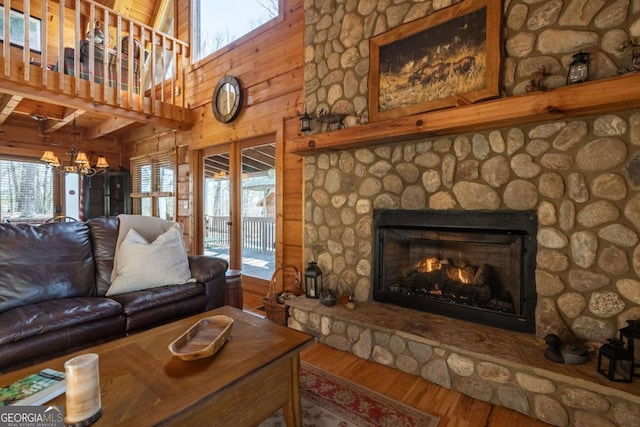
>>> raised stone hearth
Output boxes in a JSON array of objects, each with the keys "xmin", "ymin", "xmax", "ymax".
[{"xmin": 287, "ymin": 297, "xmax": 640, "ymax": 427}]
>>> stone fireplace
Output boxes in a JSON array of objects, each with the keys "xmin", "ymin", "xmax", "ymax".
[
  {"xmin": 372, "ymin": 209, "xmax": 537, "ymax": 333},
  {"xmin": 301, "ymin": 0, "xmax": 640, "ymax": 344},
  {"xmin": 296, "ymin": 0, "xmax": 640, "ymax": 424}
]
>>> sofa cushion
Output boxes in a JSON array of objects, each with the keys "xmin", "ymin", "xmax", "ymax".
[
  {"xmin": 107, "ymin": 225, "xmax": 194, "ymax": 296},
  {"xmin": 108, "ymin": 282, "xmax": 205, "ymax": 316},
  {"xmin": 87, "ymin": 217, "xmax": 119, "ymax": 296},
  {"xmin": 0, "ymin": 222, "xmax": 95, "ymax": 314},
  {"xmin": 109, "ymin": 283, "xmax": 206, "ymax": 332},
  {"xmin": 0, "ymin": 315, "xmax": 126, "ymax": 372},
  {"xmin": 0, "ymin": 297, "xmax": 123, "ymax": 345}
]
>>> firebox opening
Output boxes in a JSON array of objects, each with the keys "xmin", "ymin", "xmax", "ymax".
[{"xmin": 373, "ymin": 210, "xmax": 537, "ymax": 333}]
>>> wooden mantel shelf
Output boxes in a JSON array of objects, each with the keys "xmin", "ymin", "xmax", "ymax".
[{"xmin": 288, "ymin": 73, "xmax": 640, "ymax": 155}]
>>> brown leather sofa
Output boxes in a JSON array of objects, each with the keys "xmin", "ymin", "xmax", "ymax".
[{"xmin": 0, "ymin": 217, "xmax": 228, "ymax": 372}]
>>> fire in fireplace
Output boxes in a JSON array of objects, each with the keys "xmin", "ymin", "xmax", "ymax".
[{"xmin": 373, "ymin": 210, "xmax": 537, "ymax": 333}]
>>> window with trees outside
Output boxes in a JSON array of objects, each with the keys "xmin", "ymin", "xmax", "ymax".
[
  {"xmin": 191, "ymin": 0, "xmax": 280, "ymax": 62},
  {"xmin": 130, "ymin": 152, "xmax": 175, "ymax": 220},
  {"xmin": 0, "ymin": 158, "xmax": 54, "ymax": 224}
]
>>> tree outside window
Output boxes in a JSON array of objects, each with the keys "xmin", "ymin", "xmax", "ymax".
[
  {"xmin": 192, "ymin": 0, "xmax": 279, "ymax": 62},
  {"xmin": 0, "ymin": 158, "xmax": 54, "ymax": 223}
]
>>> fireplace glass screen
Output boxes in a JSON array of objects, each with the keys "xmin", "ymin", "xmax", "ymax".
[{"xmin": 373, "ymin": 210, "xmax": 537, "ymax": 333}]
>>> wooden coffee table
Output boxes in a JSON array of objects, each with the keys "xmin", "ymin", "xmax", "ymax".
[{"xmin": 1, "ymin": 306, "xmax": 314, "ymax": 426}]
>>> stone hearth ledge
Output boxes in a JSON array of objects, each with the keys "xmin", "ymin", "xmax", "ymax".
[{"xmin": 287, "ymin": 297, "xmax": 640, "ymax": 427}]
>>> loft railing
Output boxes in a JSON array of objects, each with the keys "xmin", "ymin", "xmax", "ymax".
[{"xmin": 1, "ymin": 0, "xmax": 188, "ymax": 123}]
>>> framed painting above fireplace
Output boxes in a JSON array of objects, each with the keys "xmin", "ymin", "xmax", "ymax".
[{"xmin": 368, "ymin": 0, "xmax": 501, "ymax": 122}]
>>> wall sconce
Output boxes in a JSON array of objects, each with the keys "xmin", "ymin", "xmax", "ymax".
[
  {"xmin": 597, "ymin": 338, "xmax": 634, "ymax": 382},
  {"xmin": 304, "ymin": 261, "xmax": 322, "ymax": 299},
  {"xmin": 567, "ymin": 51, "xmax": 589, "ymax": 85},
  {"xmin": 299, "ymin": 107, "xmax": 312, "ymax": 134}
]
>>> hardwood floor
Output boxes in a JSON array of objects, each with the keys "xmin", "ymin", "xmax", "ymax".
[
  {"xmin": 242, "ymin": 290, "xmax": 549, "ymax": 427},
  {"xmin": 301, "ymin": 343, "xmax": 549, "ymax": 427}
]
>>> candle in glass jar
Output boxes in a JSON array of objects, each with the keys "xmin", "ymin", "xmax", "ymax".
[{"xmin": 64, "ymin": 353, "xmax": 102, "ymax": 426}]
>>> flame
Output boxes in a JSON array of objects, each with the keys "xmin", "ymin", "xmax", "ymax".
[
  {"xmin": 417, "ymin": 257, "xmax": 440, "ymax": 273},
  {"xmin": 414, "ymin": 257, "xmax": 476, "ymax": 285}
]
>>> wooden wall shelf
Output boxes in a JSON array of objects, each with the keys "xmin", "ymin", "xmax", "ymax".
[{"xmin": 288, "ymin": 73, "xmax": 640, "ymax": 155}]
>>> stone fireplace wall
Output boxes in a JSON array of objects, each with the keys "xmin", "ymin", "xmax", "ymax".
[{"xmin": 302, "ymin": 0, "xmax": 640, "ymax": 340}]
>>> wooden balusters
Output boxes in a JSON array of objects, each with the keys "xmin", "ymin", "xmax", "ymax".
[
  {"xmin": 4, "ymin": 0, "xmax": 11, "ymax": 77},
  {"xmin": 0, "ymin": 0, "xmax": 190, "ymax": 122}
]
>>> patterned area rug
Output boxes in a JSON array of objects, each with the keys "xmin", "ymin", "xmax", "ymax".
[{"xmin": 259, "ymin": 362, "xmax": 440, "ymax": 427}]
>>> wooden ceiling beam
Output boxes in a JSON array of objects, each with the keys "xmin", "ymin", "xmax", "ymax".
[
  {"xmin": 14, "ymin": 99, "xmax": 67, "ymax": 120},
  {"xmin": 85, "ymin": 116, "xmax": 136, "ymax": 140},
  {"xmin": 119, "ymin": 122, "xmax": 176, "ymax": 144},
  {"xmin": 44, "ymin": 108, "xmax": 86, "ymax": 134},
  {"xmin": 150, "ymin": 0, "xmax": 170, "ymax": 29},
  {"xmin": 0, "ymin": 78, "xmax": 189, "ymax": 132},
  {"xmin": 0, "ymin": 93, "xmax": 24, "ymax": 124}
]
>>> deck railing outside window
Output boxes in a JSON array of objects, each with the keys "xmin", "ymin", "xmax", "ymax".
[{"xmin": 204, "ymin": 215, "xmax": 275, "ymax": 253}]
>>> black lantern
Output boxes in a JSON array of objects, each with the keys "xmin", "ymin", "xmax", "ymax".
[
  {"xmin": 299, "ymin": 107, "xmax": 312, "ymax": 134},
  {"xmin": 597, "ymin": 338, "xmax": 634, "ymax": 382},
  {"xmin": 619, "ymin": 319, "xmax": 640, "ymax": 369},
  {"xmin": 304, "ymin": 261, "xmax": 322, "ymax": 299},
  {"xmin": 567, "ymin": 51, "xmax": 589, "ymax": 85}
]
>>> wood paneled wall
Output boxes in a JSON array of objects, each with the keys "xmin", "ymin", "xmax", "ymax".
[{"xmin": 124, "ymin": 0, "xmax": 305, "ymax": 271}]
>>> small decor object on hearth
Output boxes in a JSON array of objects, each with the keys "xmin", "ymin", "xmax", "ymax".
[
  {"xmin": 541, "ymin": 334, "xmax": 590, "ymax": 365},
  {"xmin": 263, "ymin": 265, "xmax": 302, "ymax": 326},
  {"xmin": 618, "ymin": 319, "xmax": 640, "ymax": 370},
  {"xmin": 344, "ymin": 294, "xmax": 357, "ymax": 310},
  {"xmin": 566, "ymin": 51, "xmax": 589, "ymax": 85},
  {"xmin": 320, "ymin": 288, "xmax": 337, "ymax": 307},
  {"xmin": 597, "ymin": 338, "xmax": 635, "ymax": 382},
  {"xmin": 304, "ymin": 261, "xmax": 323, "ymax": 299}
]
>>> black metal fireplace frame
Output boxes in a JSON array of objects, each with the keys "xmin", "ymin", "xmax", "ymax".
[{"xmin": 373, "ymin": 209, "xmax": 538, "ymax": 333}]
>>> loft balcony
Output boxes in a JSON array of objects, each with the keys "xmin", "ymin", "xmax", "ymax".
[{"xmin": 0, "ymin": 0, "xmax": 190, "ymax": 135}]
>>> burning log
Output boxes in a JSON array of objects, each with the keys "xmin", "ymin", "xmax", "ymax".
[
  {"xmin": 473, "ymin": 264, "xmax": 491, "ymax": 286},
  {"xmin": 473, "ymin": 264, "xmax": 492, "ymax": 304},
  {"xmin": 401, "ymin": 257, "xmax": 495, "ymax": 306}
]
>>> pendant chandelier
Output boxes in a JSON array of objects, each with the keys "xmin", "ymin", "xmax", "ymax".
[{"xmin": 40, "ymin": 118, "xmax": 109, "ymax": 176}]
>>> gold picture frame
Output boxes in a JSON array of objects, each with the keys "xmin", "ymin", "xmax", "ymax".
[{"xmin": 368, "ymin": 0, "xmax": 501, "ymax": 122}]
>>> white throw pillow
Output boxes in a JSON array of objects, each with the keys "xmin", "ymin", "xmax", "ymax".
[
  {"xmin": 106, "ymin": 224, "xmax": 194, "ymax": 296},
  {"xmin": 111, "ymin": 214, "xmax": 176, "ymax": 283}
]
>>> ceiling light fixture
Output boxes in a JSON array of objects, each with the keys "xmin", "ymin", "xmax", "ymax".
[{"xmin": 40, "ymin": 117, "xmax": 109, "ymax": 176}]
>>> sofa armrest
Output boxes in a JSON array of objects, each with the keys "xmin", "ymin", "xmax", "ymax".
[
  {"xmin": 188, "ymin": 255, "xmax": 228, "ymax": 283},
  {"xmin": 189, "ymin": 255, "xmax": 228, "ymax": 310}
]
